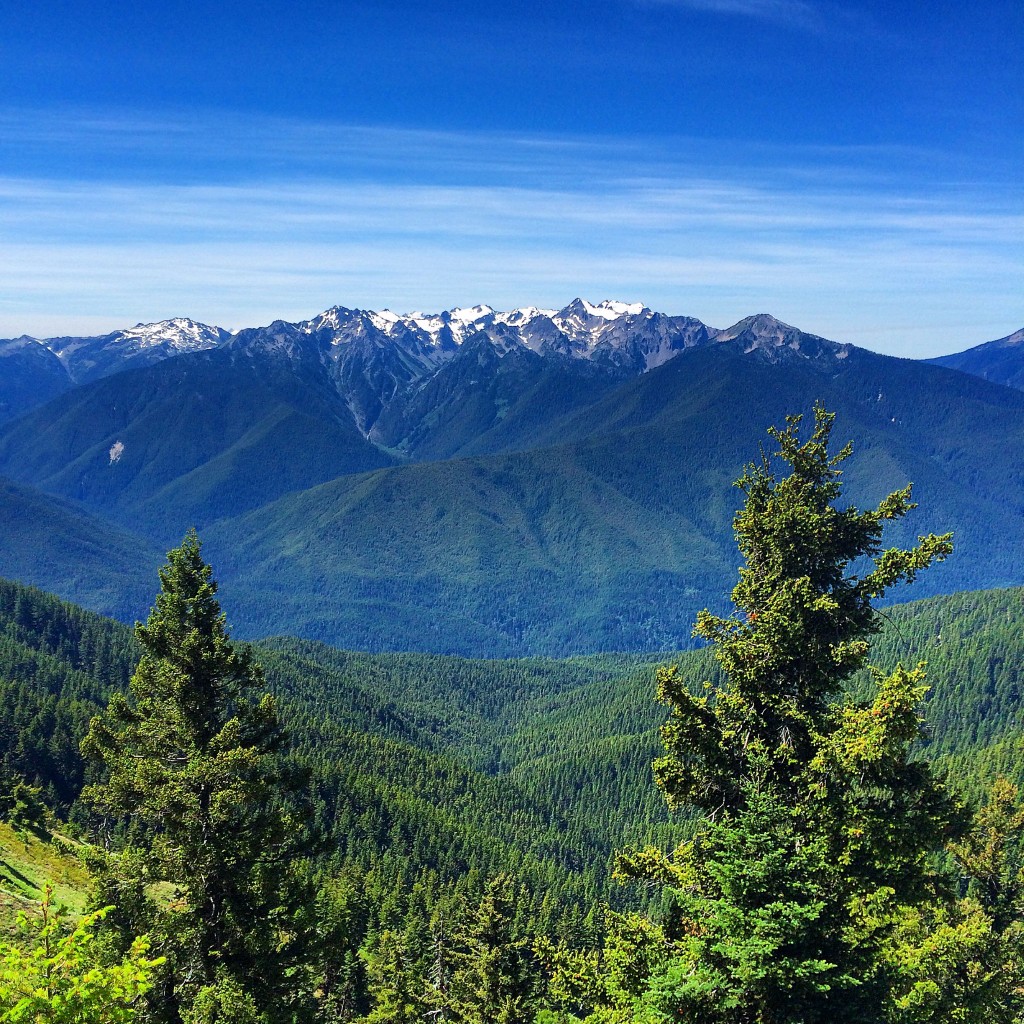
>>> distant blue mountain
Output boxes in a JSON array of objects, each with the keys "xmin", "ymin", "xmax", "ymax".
[
  {"xmin": 929, "ymin": 326, "xmax": 1024, "ymax": 390},
  {"xmin": 3, "ymin": 301, "xmax": 1024, "ymax": 655},
  {"xmin": 0, "ymin": 317, "xmax": 230, "ymax": 423}
]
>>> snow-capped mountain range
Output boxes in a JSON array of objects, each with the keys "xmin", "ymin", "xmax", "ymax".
[
  {"xmin": 4, "ymin": 299, "xmax": 1024, "ymax": 656},
  {"xmin": 208, "ymin": 299, "xmax": 853, "ymax": 439},
  {"xmin": 239, "ymin": 298, "xmax": 849, "ymax": 379},
  {"xmin": 6, "ymin": 299, "xmax": 844, "ymax": 381},
  {"xmin": 4, "ymin": 300, "xmax": 1019, "ymax": 434}
]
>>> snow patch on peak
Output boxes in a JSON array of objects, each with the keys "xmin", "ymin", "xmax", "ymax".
[
  {"xmin": 566, "ymin": 299, "xmax": 646, "ymax": 321},
  {"xmin": 555, "ymin": 298, "xmax": 648, "ymax": 323},
  {"xmin": 596, "ymin": 300, "xmax": 646, "ymax": 317},
  {"xmin": 118, "ymin": 318, "xmax": 227, "ymax": 352},
  {"xmin": 0, "ymin": 335, "xmax": 42, "ymax": 352},
  {"xmin": 307, "ymin": 306, "xmax": 360, "ymax": 331},
  {"xmin": 368, "ymin": 309, "xmax": 402, "ymax": 332},
  {"xmin": 495, "ymin": 306, "xmax": 557, "ymax": 327},
  {"xmin": 449, "ymin": 305, "xmax": 494, "ymax": 325}
]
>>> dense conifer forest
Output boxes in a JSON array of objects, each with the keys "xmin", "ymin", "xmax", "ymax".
[{"xmin": 3, "ymin": 407, "xmax": 1024, "ymax": 1021}]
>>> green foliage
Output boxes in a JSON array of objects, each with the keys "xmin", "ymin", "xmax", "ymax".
[
  {"xmin": 181, "ymin": 975, "xmax": 266, "ymax": 1024},
  {"xmin": 8, "ymin": 779, "xmax": 47, "ymax": 836},
  {"xmin": 0, "ymin": 886, "xmax": 161, "ymax": 1023},
  {"xmin": 880, "ymin": 897, "xmax": 1023, "ymax": 1024},
  {"xmin": 614, "ymin": 406, "xmax": 960, "ymax": 1023},
  {"xmin": 448, "ymin": 874, "xmax": 539, "ymax": 1024},
  {"xmin": 950, "ymin": 777, "xmax": 1024, "ymax": 931},
  {"xmin": 5, "ymin": 533, "xmax": 1024, "ymax": 1019},
  {"xmin": 304, "ymin": 873, "xmax": 371, "ymax": 1022},
  {"xmin": 81, "ymin": 531, "xmax": 308, "ymax": 1021}
]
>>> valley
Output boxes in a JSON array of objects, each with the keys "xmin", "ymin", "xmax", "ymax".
[{"xmin": 1, "ymin": 301, "xmax": 1023, "ymax": 655}]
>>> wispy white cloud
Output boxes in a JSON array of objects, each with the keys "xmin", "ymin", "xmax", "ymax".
[
  {"xmin": 6, "ymin": 105, "xmax": 1000, "ymax": 192},
  {"xmin": 0, "ymin": 109, "xmax": 1019, "ymax": 356},
  {"xmin": 635, "ymin": 0, "xmax": 821, "ymax": 29},
  {"xmin": 1, "ymin": 173, "xmax": 1019, "ymax": 355}
]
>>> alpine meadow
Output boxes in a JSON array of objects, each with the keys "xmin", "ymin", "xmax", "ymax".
[{"xmin": 2, "ymin": 0, "xmax": 1023, "ymax": 1019}]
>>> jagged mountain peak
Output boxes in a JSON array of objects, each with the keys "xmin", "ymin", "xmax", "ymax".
[
  {"xmin": 305, "ymin": 305, "xmax": 362, "ymax": 330},
  {"xmin": 715, "ymin": 313, "xmax": 847, "ymax": 363},
  {"xmin": 299, "ymin": 299, "xmax": 654, "ymax": 349},
  {"xmin": 34, "ymin": 318, "xmax": 231, "ymax": 386},
  {"xmin": 449, "ymin": 304, "xmax": 495, "ymax": 324},
  {"xmin": 557, "ymin": 297, "xmax": 648, "ymax": 322},
  {"xmin": 118, "ymin": 317, "xmax": 231, "ymax": 350},
  {"xmin": 238, "ymin": 300, "xmax": 860, "ymax": 389},
  {"xmin": 44, "ymin": 317, "xmax": 230, "ymax": 356}
]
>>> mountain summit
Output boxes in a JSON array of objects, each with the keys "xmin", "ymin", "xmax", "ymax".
[
  {"xmin": 233, "ymin": 299, "xmax": 839, "ymax": 381},
  {"xmin": 0, "ymin": 302, "xmax": 848, "ymax": 430},
  {"xmin": 44, "ymin": 317, "xmax": 232, "ymax": 384},
  {"xmin": 1, "ymin": 303, "xmax": 1023, "ymax": 656}
]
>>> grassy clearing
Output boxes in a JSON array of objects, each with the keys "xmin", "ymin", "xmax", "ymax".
[{"xmin": 0, "ymin": 820, "xmax": 91, "ymax": 932}]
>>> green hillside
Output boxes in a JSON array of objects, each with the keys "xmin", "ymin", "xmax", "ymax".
[
  {"xmin": 204, "ymin": 346, "xmax": 1024, "ymax": 654},
  {"xmin": 0, "ymin": 578, "xmax": 648, "ymax": 917},
  {"xmin": 6, "ymin": 341, "xmax": 1024, "ymax": 655},
  {"xmin": 2, "ymin": 545, "xmax": 1024, "ymax": 1018},
  {"xmin": 0, "ymin": 348, "xmax": 393, "ymax": 542},
  {"xmin": 0, "ymin": 477, "xmax": 161, "ymax": 622},
  {"xmin": 4, "ymin": 568, "xmax": 1023, "ymax": 927}
]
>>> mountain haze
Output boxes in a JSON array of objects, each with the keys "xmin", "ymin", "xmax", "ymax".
[
  {"xmin": 203, "ymin": 342, "xmax": 1024, "ymax": 653},
  {"xmin": 2, "ymin": 300, "xmax": 1023, "ymax": 654},
  {"xmin": 929, "ymin": 326, "xmax": 1024, "ymax": 390},
  {"xmin": 0, "ymin": 318, "xmax": 232, "ymax": 424}
]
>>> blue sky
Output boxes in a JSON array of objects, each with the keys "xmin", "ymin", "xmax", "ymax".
[{"xmin": 0, "ymin": 0, "xmax": 1020, "ymax": 356}]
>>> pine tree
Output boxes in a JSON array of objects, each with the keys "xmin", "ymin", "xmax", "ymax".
[
  {"xmin": 614, "ymin": 406, "xmax": 961, "ymax": 1023},
  {"xmin": 82, "ymin": 530, "xmax": 309, "ymax": 1023},
  {"xmin": 449, "ymin": 874, "xmax": 538, "ymax": 1024},
  {"xmin": 0, "ymin": 886, "xmax": 161, "ymax": 1023}
]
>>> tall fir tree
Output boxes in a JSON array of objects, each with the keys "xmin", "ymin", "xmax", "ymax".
[
  {"xmin": 82, "ymin": 530, "xmax": 310, "ymax": 1023},
  {"xmin": 611, "ymin": 406, "xmax": 962, "ymax": 1023},
  {"xmin": 449, "ymin": 873, "xmax": 538, "ymax": 1024}
]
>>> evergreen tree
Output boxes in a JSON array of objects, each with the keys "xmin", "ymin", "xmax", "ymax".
[
  {"xmin": 81, "ymin": 530, "xmax": 309, "ymax": 1022},
  {"xmin": 0, "ymin": 886, "xmax": 161, "ymax": 1023},
  {"xmin": 879, "ymin": 777, "xmax": 1024, "ymax": 1024},
  {"xmin": 307, "ymin": 871, "xmax": 371, "ymax": 1022},
  {"xmin": 614, "ymin": 406, "xmax": 961, "ymax": 1023},
  {"xmin": 363, "ymin": 929, "xmax": 423, "ymax": 1024},
  {"xmin": 449, "ymin": 874, "xmax": 538, "ymax": 1024},
  {"xmin": 951, "ymin": 777, "xmax": 1024, "ymax": 932},
  {"xmin": 7, "ymin": 777, "xmax": 48, "ymax": 836}
]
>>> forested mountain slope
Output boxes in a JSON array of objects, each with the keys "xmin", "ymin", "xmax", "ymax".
[
  {"xmin": 0, "ymin": 477, "xmax": 161, "ymax": 620},
  {"xmin": 0, "ymin": 346, "xmax": 394, "ymax": 540},
  {"xmin": 206, "ymin": 345, "xmax": 1024, "ymax": 654},
  {"xmin": 0, "ymin": 578, "xmax": 657, "ymax": 909},
  {"xmin": 929, "ymin": 325, "xmax": 1024, "ymax": 390},
  {"xmin": 4, "ymin": 309, "xmax": 1024, "ymax": 655},
  {"xmin": 0, "ymin": 336, "xmax": 70, "ymax": 423},
  {"xmin": 0, "ymin": 318, "xmax": 231, "ymax": 425},
  {"xmin": 3, "ymin": 572, "xmax": 1023, "ymax": 912}
]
